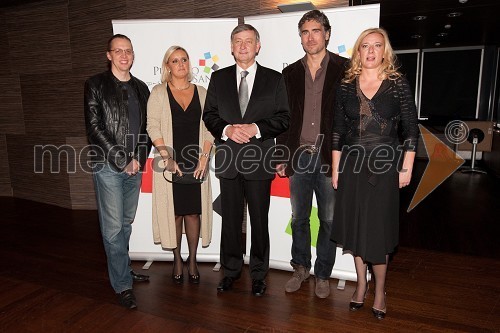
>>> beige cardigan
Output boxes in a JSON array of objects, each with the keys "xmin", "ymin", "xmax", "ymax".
[{"xmin": 146, "ymin": 83, "xmax": 213, "ymax": 249}]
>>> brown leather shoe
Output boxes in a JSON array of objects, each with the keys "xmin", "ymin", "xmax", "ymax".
[
  {"xmin": 315, "ymin": 278, "xmax": 330, "ymax": 298},
  {"xmin": 285, "ymin": 265, "xmax": 310, "ymax": 293}
]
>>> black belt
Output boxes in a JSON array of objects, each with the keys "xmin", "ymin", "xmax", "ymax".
[{"xmin": 299, "ymin": 145, "xmax": 319, "ymax": 154}]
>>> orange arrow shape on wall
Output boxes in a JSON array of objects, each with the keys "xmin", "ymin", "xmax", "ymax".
[{"xmin": 408, "ymin": 125, "xmax": 465, "ymax": 212}]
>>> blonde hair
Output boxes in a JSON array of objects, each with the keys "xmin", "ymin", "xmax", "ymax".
[
  {"xmin": 344, "ymin": 28, "xmax": 401, "ymax": 83},
  {"xmin": 160, "ymin": 45, "xmax": 193, "ymax": 83}
]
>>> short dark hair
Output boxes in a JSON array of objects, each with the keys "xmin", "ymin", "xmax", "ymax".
[
  {"xmin": 230, "ymin": 24, "xmax": 260, "ymax": 43},
  {"xmin": 298, "ymin": 10, "xmax": 331, "ymax": 46},
  {"xmin": 107, "ymin": 34, "xmax": 132, "ymax": 51}
]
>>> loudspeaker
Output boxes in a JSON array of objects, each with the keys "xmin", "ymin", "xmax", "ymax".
[{"xmin": 457, "ymin": 121, "xmax": 494, "ymax": 152}]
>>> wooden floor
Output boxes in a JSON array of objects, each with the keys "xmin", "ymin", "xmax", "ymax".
[{"xmin": 1, "ymin": 160, "xmax": 500, "ymax": 332}]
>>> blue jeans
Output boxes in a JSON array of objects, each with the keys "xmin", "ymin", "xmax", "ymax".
[
  {"xmin": 93, "ymin": 162, "xmax": 142, "ymax": 293},
  {"xmin": 289, "ymin": 152, "xmax": 336, "ymax": 279}
]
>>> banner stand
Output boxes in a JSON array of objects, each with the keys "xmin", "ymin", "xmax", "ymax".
[{"xmin": 116, "ymin": 4, "xmax": 380, "ymax": 289}]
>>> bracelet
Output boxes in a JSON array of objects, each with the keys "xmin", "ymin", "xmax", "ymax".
[{"xmin": 200, "ymin": 153, "xmax": 209, "ymax": 158}]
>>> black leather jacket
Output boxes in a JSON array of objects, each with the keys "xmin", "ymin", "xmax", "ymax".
[{"xmin": 84, "ymin": 70, "xmax": 151, "ymax": 172}]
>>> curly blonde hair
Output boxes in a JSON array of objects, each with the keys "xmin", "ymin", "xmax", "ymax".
[
  {"xmin": 160, "ymin": 45, "xmax": 193, "ymax": 84},
  {"xmin": 344, "ymin": 28, "xmax": 401, "ymax": 83}
]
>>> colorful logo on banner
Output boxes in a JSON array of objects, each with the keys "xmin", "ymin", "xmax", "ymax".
[
  {"xmin": 335, "ymin": 43, "xmax": 353, "ymax": 58},
  {"xmin": 198, "ymin": 52, "xmax": 220, "ymax": 74},
  {"xmin": 191, "ymin": 51, "xmax": 220, "ymax": 85}
]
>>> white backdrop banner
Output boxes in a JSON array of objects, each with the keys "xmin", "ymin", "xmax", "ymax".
[
  {"xmin": 245, "ymin": 4, "xmax": 380, "ymax": 71},
  {"xmin": 245, "ymin": 4, "xmax": 379, "ymax": 282},
  {"xmin": 112, "ymin": 18, "xmax": 238, "ymax": 262},
  {"xmin": 112, "ymin": 18, "xmax": 238, "ymax": 91},
  {"xmin": 112, "ymin": 5, "xmax": 380, "ymax": 284}
]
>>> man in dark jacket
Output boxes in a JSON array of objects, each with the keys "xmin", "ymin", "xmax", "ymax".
[
  {"xmin": 84, "ymin": 34, "xmax": 151, "ymax": 309},
  {"xmin": 203, "ymin": 24, "xmax": 289, "ymax": 296},
  {"xmin": 276, "ymin": 10, "xmax": 347, "ymax": 298}
]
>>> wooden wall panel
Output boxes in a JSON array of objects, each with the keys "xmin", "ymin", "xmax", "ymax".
[
  {"xmin": 259, "ymin": 0, "xmax": 349, "ymax": 15},
  {"xmin": 315, "ymin": 0, "xmax": 349, "ymax": 9},
  {"xmin": 0, "ymin": 135, "xmax": 12, "ymax": 196},
  {"xmin": 7, "ymin": 134, "xmax": 72, "ymax": 208},
  {"xmin": 1, "ymin": 13, "xmax": 16, "ymax": 197},
  {"xmin": 66, "ymin": 137, "xmax": 96, "ymax": 210},
  {"xmin": 0, "ymin": 12, "xmax": 11, "ymax": 72},
  {"xmin": 6, "ymin": 0, "xmax": 72, "ymax": 75},
  {"xmin": 1, "ymin": 0, "xmax": 351, "ymax": 209},
  {"xmin": 125, "ymin": 0, "xmax": 194, "ymax": 19},
  {"xmin": 257, "ymin": 0, "xmax": 281, "ymax": 15},
  {"xmin": 68, "ymin": 0, "xmax": 127, "ymax": 73},
  {"xmin": 194, "ymin": 0, "xmax": 260, "ymax": 18},
  {"xmin": 0, "ymin": 74, "xmax": 25, "ymax": 134},
  {"xmin": 20, "ymin": 71, "xmax": 88, "ymax": 136}
]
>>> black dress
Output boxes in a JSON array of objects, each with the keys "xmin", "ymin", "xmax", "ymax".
[
  {"xmin": 331, "ymin": 77, "xmax": 419, "ymax": 264},
  {"xmin": 168, "ymin": 85, "xmax": 202, "ymax": 216}
]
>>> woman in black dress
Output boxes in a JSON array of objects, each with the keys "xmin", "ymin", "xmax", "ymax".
[
  {"xmin": 147, "ymin": 46, "xmax": 213, "ymax": 284},
  {"xmin": 331, "ymin": 28, "xmax": 419, "ymax": 319}
]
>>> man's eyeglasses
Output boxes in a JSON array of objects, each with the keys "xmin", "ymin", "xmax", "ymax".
[{"xmin": 109, "ymin": 49, "xmax": 134, "ymax": 56}]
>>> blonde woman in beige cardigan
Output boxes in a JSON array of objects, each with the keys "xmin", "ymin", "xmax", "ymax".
[{"xmin": 147, "ymin": 46, "xmax": 214, "ymax": 284}]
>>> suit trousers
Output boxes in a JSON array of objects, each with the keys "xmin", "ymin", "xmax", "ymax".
[{"xmin": 219, "ymin": 173, "xmax": 272, "ymax": 280}]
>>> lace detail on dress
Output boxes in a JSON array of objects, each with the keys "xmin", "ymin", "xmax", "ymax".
[
  {"xmin": 356, "ymin": 78, "xmax": 388, "ymax": 136},
  {"xmin": 332, "ymin": 77, "xmax": 418, "ymax": 154}
]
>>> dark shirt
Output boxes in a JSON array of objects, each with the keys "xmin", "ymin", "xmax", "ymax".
[
  {"xmin": 332, "ymin": 76, "xmax": 419, "ymax": 159},
  {"xmin": 300, "ymin": 52, "xmax": 329, "ymax": 146},
  {"xmin": 122, "ymin": 81, "xmax": 140, "ymax": 156}
]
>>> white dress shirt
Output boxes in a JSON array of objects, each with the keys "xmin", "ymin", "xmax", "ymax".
[{"xmin": 222, "ymin": 62, "xmax": 261, "ymax": 140}]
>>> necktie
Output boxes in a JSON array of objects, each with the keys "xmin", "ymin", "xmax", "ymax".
[{"xmin": 239, "ymin": 70, "xmax": 249, "ymax": 117}]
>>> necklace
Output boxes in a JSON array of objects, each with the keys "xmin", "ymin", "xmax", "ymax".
[{"xmin": 170, "ymin": 81, "xmax": 190, "ymax": 91}]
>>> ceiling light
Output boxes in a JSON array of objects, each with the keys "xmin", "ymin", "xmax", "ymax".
[
  {"xmin": 447, "ymin": 12, "xmax": 462, "ymax": 17},
  {"xmin": 444, "ymin": 24, "xmax": 452, "ymax": 29},
  {"xmin": 458, "ymin": 0, "xmax": 468, "ymax": 3},
  {"xmin": 413, "ymin": 15, "xmax": 427, "ymax": 21},
  {"xmin": 278, "ymin": 1, "xmax": 316, "ymax": 13},
  {"xmin": 411, "ymin": 34, "xmax": 422, "ymax": 39},
  {"xmin": 435, "ymin": 42, "xmax": 441, "ymax": 46},
  {"xmin": 438, "ymin": 32, "xmax": 448, "ymax": 37}
]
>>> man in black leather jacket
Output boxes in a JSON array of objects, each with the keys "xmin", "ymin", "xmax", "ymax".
[{"xmin": 84, "ymin": 34, "xmax": 151, "ymax": 309}]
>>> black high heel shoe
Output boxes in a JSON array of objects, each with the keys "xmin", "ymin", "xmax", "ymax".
[
  {"xmin": 371, "ymin": 307, "xmax": 386, "ymax": 320},
  {"xmin": 372, "ymin": 291, "xmax": 387, "ymax": 319},
  {"xmin": 172, "ymin": 259, "xmax": 184, "ymax": 284},
  {"xmin": 186, "ymin": 256, "xmax": 200, "ymax": 284},
  {"xmin": 349, "ymin": 285, "xmax": 369, "ymax": 311},
  {"xmin": 349, "ymin": 300, "xmax": 364, "ymax": 311}
]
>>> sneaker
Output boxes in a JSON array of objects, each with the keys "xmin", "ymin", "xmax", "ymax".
[
  {"xmin": 315, "ymin": 278, "xmax": 330, "ymax": 298},
  {"xmin": 285, "ymin": 265, "xmax": 310, "ymax": 293},
  {"xmin": 118, "ymin": 289, "xmax": 137, "ymax": 309}
]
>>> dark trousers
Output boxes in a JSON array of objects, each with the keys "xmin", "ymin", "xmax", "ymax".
[{"xmin": 219, "ymin": 174, "xmax": 272, "ymax": 280}]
